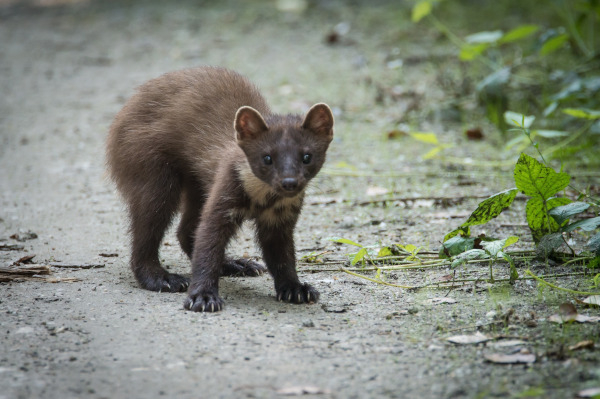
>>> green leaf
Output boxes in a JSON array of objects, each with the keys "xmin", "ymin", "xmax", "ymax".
[
  {"xmin": 462, "ymin": 188, "xmax": 519, "ymax": 227},
  {"xmin": 442, "ymin": 189, "xmax": 517, "ymax": 242},
  {"xmin": 536, "ymin": 232, "xmax": 564, "ymax": 258},
  {"xmin": 410, "ymin": 132, "xmax": 439, "ymax": 144},
  {"xmin": 587, "ymin": 233, "xmax": 600, "ymax": 256},
  {"xmin": 526, "ymin": 197, "xmax": 571, "ymax": 243},
  {"xmin": 504, "ymin": 111, "xmax": 535, "ymax": 128},
  {"xmin": 548, "ymin": 202, "xmax": 590, "ymax": 226},
  {"xmin": 540, "ymin": 33, "xmax": 569, "ymax": 56},
  {"xmin": 450, "ymin": 249, "xmax": 489, "ymax": 268},
  {"xmin": 514, "ymin": 153, "xmax": 570, "ymax": 200},
  {"xmin": 562, "ymin": 217, "xmax": 600, "ymax": 233},
  {"xmin": 459, "ymin": 43, "xmax": 490, "ymax": 61},
  {"xmin": 499, "ymin": 251, "xmax": 519, "ymax": 283},
  {"xmin": 329, "ymin": 237, "xmax": 363, "ymax": 247},
  {"xmin": 443, "ymin": 226, "xmax": 470, "ymax": 242},
  {"xmin": 440, "ymin": 236, "xmax": 477, "ymax": 258},
  {"xmin": 377, "ymin": 246, "xmax": 393, "ymax": 258},
  {"xmin": 562, "ymin": 108, "xmax": 600, "ymax": 120},
  {"xmin": 482, "ymin": 236, "xmax": 519, "ymax": 257},
  {"xmin": 422, "ymin": 146, "xmax": 444, "ymax": 160},
  {"xmin": 499, "ymin": 24, "xmax": 539, "ymax": 43},
  {"xmin": 543, "ymin": 101, "xmax": 558, "ymax": 117},
  {"xmin": 400, "ymin": 244, "xmax": 419, "ymax": 254},
  {"xmin": 351, "ymin": 248, "xmax": 368, "ymax": 265},
  {"xmin": 412, "ymin": 1, "xmax": 432, "ymax": 22},
  {"xmin": 465, "ymin": 30, "xmax": 503, "ymax": 44},
  {"xmin": 534, "ymin": 129, "xmax": 568, "ymax": 138},
  {"xmin": 587, "ymin": 256, "xmax": 600, "ymax": 269},
  {"xmin": 476, "ymin": 67, "xmax": 511, "ymax": 93}
]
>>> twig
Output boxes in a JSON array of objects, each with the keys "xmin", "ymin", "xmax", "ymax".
[
  {"xmin": 419, "ymin": 272, "xmax": 588, "ymax": 288},
  {"xmin": 49, "ymin": 262, "xmax": 105, "ymax": 269},
  {"xmin": 322, "ymin": 168, "xmax": 508, "ymax": 178},
  {"xmin": 0, "ymin": 244, "xmax": 25, "ymax": 251},
  {"xmin": 355, "ymin": 194, "xmax": 495, "ymax": 207},
  {"xmin": 0, "ymin": 265, "xmax": 50, "ymax": 276},
  {"xmin": 524, "ymin": 269, "xmax": 600, "ymax": 296},
  {"xmin": 339, "ymin": 267, "xmax": 416, "ymax": 289}
]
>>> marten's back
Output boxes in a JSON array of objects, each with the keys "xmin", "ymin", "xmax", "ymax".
[{"xmin": 106, "ymin": 67, "xmax": 271, "ymax": 188}]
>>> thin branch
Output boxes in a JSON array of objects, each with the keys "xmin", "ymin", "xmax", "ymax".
[
  {"xmin": 339, "ymin": 267, "xmax": 416, "ymax": 289},
  {"xmin": 524, "ymin": 269, "xmax": 599, "ymax": 296}
]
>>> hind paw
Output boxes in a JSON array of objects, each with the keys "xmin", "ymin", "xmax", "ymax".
[
  {"xmin": 222, "ymin": 258, "xmax": 267, "ymax": 277},
  {"xmin": 137, "ymin": 272, "xmax": 189, "ymax": 293}
]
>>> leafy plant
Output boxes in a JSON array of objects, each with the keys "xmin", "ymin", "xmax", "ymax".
[
  {"xmin": 442, "ymin": 147, "xmax": 599, "ymax": 266},
  {"xmin": 329, "ymin": 237, "xmax": 372, "ymax": 266},
  {"xmin": 410, "ymin": 0, "xmax": 600, "ymax": 163}
]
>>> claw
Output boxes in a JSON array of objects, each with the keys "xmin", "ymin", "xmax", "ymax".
[
  {"xmin": 210, "ymin": 303, "xmax": 215, "ymax": 312},
  {"xmin": 185, "ymin": 297, "xmax": 193, "ymax": 310},
  {"xmin": 297, "ymin": 293, "xmax": 302, "ymax": 303}
]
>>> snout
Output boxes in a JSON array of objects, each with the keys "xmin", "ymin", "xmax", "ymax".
[
  {"xmin": 281, "ymin": 177, "xmax": 298, "ymax": 191},
  {"xmin": 278, "ymin": 176, "xmax": 306, "ymax": 196}
]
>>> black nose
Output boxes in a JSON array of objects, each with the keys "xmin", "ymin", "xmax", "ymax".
[{"xmin": 281, "ymin": 177, "xmax": 298, "ymax": 191}]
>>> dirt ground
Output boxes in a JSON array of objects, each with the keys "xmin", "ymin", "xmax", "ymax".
[{"xmin": 1, "ymin": 1, "xmax": 599, "ymax": 398}]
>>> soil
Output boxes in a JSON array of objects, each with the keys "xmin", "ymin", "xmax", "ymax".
[{"xmin": 1, "ymin": 1, "xmax": 599, "ymax": 398}]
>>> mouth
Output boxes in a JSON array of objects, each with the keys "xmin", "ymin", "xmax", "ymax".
[{"xmin": 277, "ymin": 183, "xmax": 305, "ymax": 197}]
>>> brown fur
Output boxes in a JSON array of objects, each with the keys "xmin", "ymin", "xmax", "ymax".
[{"xmin": 106, "ymin": 66, "xmax": 333, "ymax": 312}]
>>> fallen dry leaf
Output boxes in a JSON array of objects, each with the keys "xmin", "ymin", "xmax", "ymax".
[
  {"xmin": 489, "ymin": 340, "xmax": 527, "ymax": 348},
  {"xmin": 277, "ymin": 386, "xmax": 329, "ymax": 395},
  {"xmin": 548, "ymin": 314, "xmax": 600, "ymax": 324},
  {"xmin": 386, "ymin": 129, "xmax": 408, "ymax": 140},
  {"xmin": 568, "ymin": 340, "xmax": 594, "ymax": 351},
  {"xmin": 447, "ymin": 332, "xmax": 490, "ymax": 345},
  {"xmin": 424, "ymin": 297, "xmax": 457, "ymax": 305},
  {"xmin": 366, "ymin": 186, "xmax": 389, "ymax": 196},
  {"xmin": 13, "ymin": 255, "xmax": 36, "ymax": 265},
  {"xmin": 484, "ymin": 352, "xmax": 536, "ymax": 364},
  {"xmin": 583, "ymin": 295, "xmax": 600, "ymax": 307},
  {"xmin": 559, "ymin": 302, "xmax": 578, "ymax": 317},
  {"xmin": 548, "ymin": 302, "xmax": 586, "ymax": 323},
  {"xmin": 465, "ymin": 127, "xmax": 484, "ymax": 140},
  {"xmin": 577, "ymin": 387, "xmax": 600, "ymax": 398}
]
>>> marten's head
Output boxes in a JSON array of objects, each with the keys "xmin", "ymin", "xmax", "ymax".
[{"xmin": 235, "ymin": 103, "xmax": 334, "ymax": 198}]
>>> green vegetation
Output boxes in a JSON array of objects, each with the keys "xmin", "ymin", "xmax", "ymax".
[{"xmin": 412, "ymin": 0, "xmax": 600, "ymax": 165}]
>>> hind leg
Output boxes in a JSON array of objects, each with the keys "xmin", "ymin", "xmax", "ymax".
[
  {"xmin": 128, "ymin": 169, "xmax": 189, "ymax": 293},
  {"xmin": 177, "ymin": 186, "xmax": 204, "ymax": 259}
]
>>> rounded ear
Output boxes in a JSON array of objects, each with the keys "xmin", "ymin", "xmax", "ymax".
[
  {"xmin": 302, "ymin": 103, "xmax": 334, "ymax": 139},
  {"xmin": 235, "ymin": 106, "xmax": 269, "ymax": 142}
]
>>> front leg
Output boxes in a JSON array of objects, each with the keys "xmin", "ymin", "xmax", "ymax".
[
  {"xmin": 256, "ymin": 218, "xmax": 319, "ymax": 304},
  {"xmin": 184, "ymin": 212, "xmax": 240, "ymax": 312}
]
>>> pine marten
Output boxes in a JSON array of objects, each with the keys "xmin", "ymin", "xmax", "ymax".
[{"xmin": 106, "ymin": 66, "xmax": 334, "ymax": 312}]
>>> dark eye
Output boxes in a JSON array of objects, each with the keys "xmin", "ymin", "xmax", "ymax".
[
  {"xmin": 263, "ymin": 155, "xmax": 273, "ymax": 165},
  {"xmin": 302, "ymin": 154, "xmax": 312, "ymax": 164}
]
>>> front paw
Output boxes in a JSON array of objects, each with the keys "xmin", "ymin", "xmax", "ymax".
[
  {"xmin": 276, "ymin": 282, "xmax": 319, "ymax": 304},
  {"xmin": 183, "ymin": 287, "xmax": 224, "ymax": 312}
]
